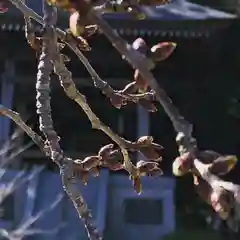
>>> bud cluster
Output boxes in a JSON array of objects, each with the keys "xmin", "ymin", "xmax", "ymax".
[
  {"xmin": 72, "ymin": 136, "xmax": 163, "ymax": 193},
  {"xmin": 172, "ymin": 150, "xmax": 238, "ymax": 220}
]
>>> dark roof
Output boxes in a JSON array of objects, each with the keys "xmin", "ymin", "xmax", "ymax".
[
  {"xmin": 1, "ymin": 0, "xmax": 236, "ymax": 37},
  {"xmin": 104, "ymin": 1, "xmax": 236, "ymax": 20},
  {"xmin": 7, "ymin": 0, "xmax": 236, "ymax": 19}
]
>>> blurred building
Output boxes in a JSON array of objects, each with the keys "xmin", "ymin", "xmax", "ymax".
[
  {"xmin": 0, "ymin": 1, "xmax": 239, "ymax": 239},
  {"xmin": 189, "ymin": 0, "xmax": 240, "ymax": 14}
]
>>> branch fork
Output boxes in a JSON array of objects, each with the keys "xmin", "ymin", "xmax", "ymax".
[{"xmin": 4, "ymin": 0, "xmax": 240, "ymax": 237}]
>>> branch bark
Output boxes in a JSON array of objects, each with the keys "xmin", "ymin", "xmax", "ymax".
[
  {"xmin": 7, "ymin": 0, "xmax": 240, "ymax": 230},
  {"xmin": 51, "ymin": 49, "xmax": 137, "ymax": 174},
  {"xmin": 88, "ymin": 10, "xmax": 193, "ymax": 141},
  {"xmin": 35, "ymin": 1, "xmax": 101, "ymax": 239},
  {"xmin": 86, "ymin": 6, "xmax": 240, "ymax": 213},
  {"xmin": 8, "ymin": 0, "xmax": 164, "ymax": 186},
  {"xmin": 9, "ymin": 0, "xmax": 155, "ymax": 110},
  {"xmin": 5, "ymin": 1, "xmax": 164, "ymax": 237}
]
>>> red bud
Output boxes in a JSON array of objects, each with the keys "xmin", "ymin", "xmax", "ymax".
[
  {"xmin": 80, "ymin": 156, "xmax": 101, "ymax": 171},
  {"xmin": 149, "ymin": 42, "xmax": 176, "ymax": 62},
  {"xmin": 147, "ymin": 168, "xmax": 163, "ymax": 177},
  {"xmin": 98, "ymin": 144, "xmax": 114, "ymax": 158},
  {"xmin": 137, "ymin": 160, "xmax": 158, "ymax": 175},
  {"xmin": 0, "ymin": 1, "xmax": 8, "ymax": 13},
  {"xmin": 108, "ymin": 93, "xmax": 126, "ymax": 109}
]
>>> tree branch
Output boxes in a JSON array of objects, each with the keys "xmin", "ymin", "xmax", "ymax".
[
  {"xmin": 85, "ymin": 6, "xmax": 240, "ymax": 221},
  {"xmin": 50, "ymin": 27, "xmax": 164, "ymax": 191},
  {"xmin": 5, "ymin": 1, "xmax": 164, "ymax": 238},
  {"xmin": 35, "ymin": 1, "xmax": 101, "ymax": 239},
  {"xmin": 88, "ymin": 10, "xmax": 193, "ymax": 141},
  {"xmin": 8, "ymin": 0, "xmax": 164, "ymax": 187},
  {"xmin": 9, "ymin": 0, "xmax": 155, "ymax": 110},
  {"xmin": 0, "ymin": 105, "xmax": 49, "ymax": 155},
  {"xmin": 8, "ymin": 0, "xmax": 239, "ymax": 231}
]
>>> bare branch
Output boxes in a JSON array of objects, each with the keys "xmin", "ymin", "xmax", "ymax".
[
  {"xmin": 88, "ymin": 10, "xmax": 193, "ymax": 139},
  {"xmin": 7, "ymin": 0, "xmax": 239, "ymax": 233},
  {"xmin": 34, "ymin": 1, "xmax": 101, "ymax": 239},
  {"xmin": 0, "ymin": 105, "xmax": 49, "ymax": 154},
  {"xmin": 83, "ymin": 6, "xmax": 240, "ymax": 223},
  {"xmin": 10, "ymin": 0, "xmax": 156, "ymax": 111}
]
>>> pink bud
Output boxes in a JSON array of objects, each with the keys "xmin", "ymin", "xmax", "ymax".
[
  {"xmin": 149, "ymin": 42, "xmax": 176, "ymax": 62},
  {"xmin": 98, "ymin": 144, "xmax": 114, "ymax": 158},
  {"xmin": 81, "ymin": 156, "xmax": 101, "ymax": 171},
  {"xmin": 0, "ymin": 1, "xmax": 8, "ymax": 13}
]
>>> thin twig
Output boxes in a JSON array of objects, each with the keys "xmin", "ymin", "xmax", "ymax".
[
  {"xmin": 86, "ymin": 6, "xmax": 240, "ymax": 213},
  {"xmin": 8, "ymin": 0, "xmax": 154, "ymax": 108},
  {"xmin": 88, "ymin": 9, "xmax": 193, "ymax": 140},
  {"xmin": 52, "ymin": 49, "xmax": 137, "ymax": 174},
  {"xmin": 0, "ymin": 103, "xmax": 100, "ymax": 239},
  {"xmin": 12, "ymin": 1, "xmax": 138, "ymax": 175},
  {"xmin": 7, "ymin": 0, "xmax": 169, "ymax": 186},
  {"xmin": 6, "ymin": 0, "xmax": 240, "ymax": 231},
  {"xmin": 8, "ymin": 0, "xmax": 190, "ymax": 143},
  {"xmin": 0, "ymin": 105, "xmax": 49, "ymax": 154}
]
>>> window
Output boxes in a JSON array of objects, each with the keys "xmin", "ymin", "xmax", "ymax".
[{"xmin": 124, "ymin": 198, "xmax": 163, "ymax": 225}]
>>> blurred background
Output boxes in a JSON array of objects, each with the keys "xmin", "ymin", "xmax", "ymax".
[{"xmin": 0, "ymin": 0, "xmax": 240, "ymax": 239}]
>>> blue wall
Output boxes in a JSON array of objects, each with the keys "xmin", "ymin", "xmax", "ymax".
[{"xmin": 0, "ymin": 167, "xmax": 175, "ymax": 240}]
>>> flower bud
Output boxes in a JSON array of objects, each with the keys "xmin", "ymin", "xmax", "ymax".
[
  {"xmin": 98, "ymin": 144, "xmax": 114, "ymax": 158},
  {"xmin": 69, "ymin": 11, "xmax": 85, "ymax": 37},
  {"xmin": 147, "ymin": 168, "xmax": 163, "ymax": 177},
  {"xmin": 137, "ymin": 160, "xmax": 158, "ymax": 176},
  {"xmin": 132, "ymin": 38, "xmax": 148, "ymax": 54},
  {"xmin": 149, "ymin": 42, "xmax": 176, "ymax": 62},
  {"xmin": 136, "ymin": 136, "xmax": 163, "ymax": 161},
  {"xmin": 0, "ymin": 1, "xmax": 8, "ymax": 13},
  {"xmin": 172, "ymin": 152, "xmax": 193, "ymax": 176},
  {"xmin": 209, "ymin": 155, "xmax": 238, "ymax": 176},
  {"xmin": 82, "ymin": 156, "xmax": 101, "ymax": 170}
]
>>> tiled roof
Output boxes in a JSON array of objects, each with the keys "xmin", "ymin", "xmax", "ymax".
[
  {"xmin": 104, "ymin": 1, "xmax": 236, "ymax": 20},
  {"xmin": 1, "ymin": 0, "xmax": 236, "ymax": 37},
  {"xmin": 7, "ymin": 0, "xmax": 236, "ymax": 20}
]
